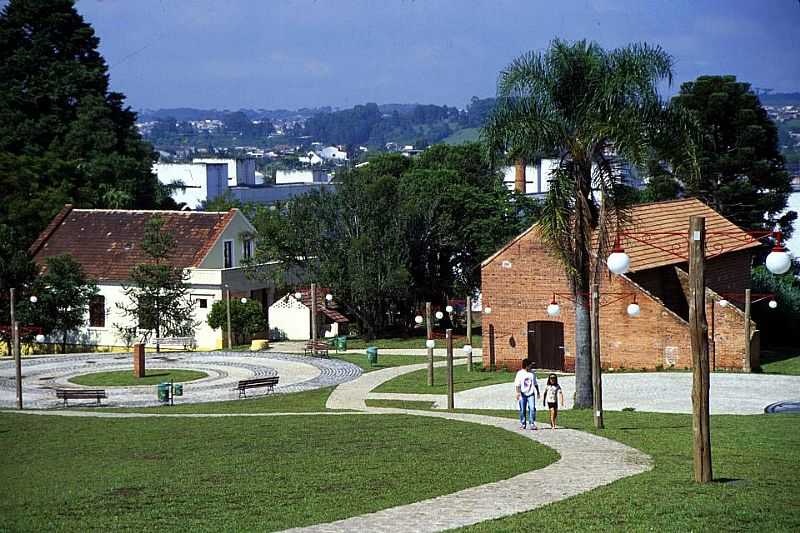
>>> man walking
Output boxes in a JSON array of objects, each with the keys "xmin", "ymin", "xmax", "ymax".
[{"xmin": 514, "ymin": 358, "xmax": 539, "ymax": 430}]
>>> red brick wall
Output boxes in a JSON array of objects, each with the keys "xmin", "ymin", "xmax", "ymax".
[{"xmin": 481, "ymin": 228, "xmax": 752, "ymax": 371}]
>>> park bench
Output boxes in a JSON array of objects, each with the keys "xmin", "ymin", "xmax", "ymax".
[
  {"xmin": 304, "ymin": 341, "xmax": 329, "ymax": 357},
  {"xmin": 234, "ymin": 376, "xmax": 279, "ymax": 398},
  {"xmin": 55, "ymin": 388, "xmax": 107, "ymax": 407},
  {"xmin": 155, "ymin": 337, "xmax": 196, "ymax": 350}
]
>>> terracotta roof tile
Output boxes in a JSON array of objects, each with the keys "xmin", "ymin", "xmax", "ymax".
[
  {"xmin": 293, "ymin": 287, "xmax": 349, "ymax": 323},
  {"xmin": 31, "ymin": 207, "xmax": 235, "ymax": 282}
]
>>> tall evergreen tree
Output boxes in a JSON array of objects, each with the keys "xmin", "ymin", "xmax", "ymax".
[{"xmin": 0, "ymin": 0, "xmax": 175, "ymax": 248}]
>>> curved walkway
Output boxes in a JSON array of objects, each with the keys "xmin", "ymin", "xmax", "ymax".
[
  {"xmin": 0, "ymin": 351, "xmax": 361, "ymax": 408},
  {"xmin": 2, "ymin": 357, "xmax": 652, "ymax": 532}
]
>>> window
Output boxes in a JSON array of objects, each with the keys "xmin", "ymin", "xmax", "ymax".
[
  {"xmin": 242, "ymin": 238, "xmax": 252, "ymax": 261},
  {"xmin": 224, "ymin": 240, "xmax": 233, "ymax": 268},
  {"xmin": 197, "ymin": 298, "xmax": 208, "ymax": 309},
  {"xmin": 89, "ymin": 296, "xmax": 105, "ymax": 327}
]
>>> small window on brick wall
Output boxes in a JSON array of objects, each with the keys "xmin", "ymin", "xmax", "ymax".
[{"xmin": 89, "ymin": 296, "xmax": 105, "ymax": 327}]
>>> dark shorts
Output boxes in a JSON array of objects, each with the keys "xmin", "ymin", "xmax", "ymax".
[{"xmin": 548, "ymin": 402, "xmax": 557, "ymax": 409}]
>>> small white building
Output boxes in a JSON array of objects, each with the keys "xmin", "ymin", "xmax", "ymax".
[
  {"xmin": 193, "ymin": 157, "xmax": 257, "ymax": 186},
  {"xmin": 318, "ymin": 146, "xmax": 348, "ymax": 162},
  {"xmin": 154, "ymin": 162, "xmax": 228, "ymax": 209},
  {"xmin": 30, "ymin": 205, "xmax": 277, "ymax": 351},
  {"xmin": 298, "ymin": 151, "xmax": 324, "ymax": 166},
  {"xmin": 274, "ymin": 169, "xmax": 332, "ymax": 184},
  {"xmin": 268, "ymin": 288, "xmax": 349, "ymax": 341}
]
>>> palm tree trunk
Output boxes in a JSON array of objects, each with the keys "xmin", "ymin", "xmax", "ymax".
[{"xmin": 573, "ymin": 290, "xmax": 593, "ymax": 408}]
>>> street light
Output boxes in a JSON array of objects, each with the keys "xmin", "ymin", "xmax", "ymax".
[
  {"xmin": 718, "ymin": 299, "xmax": 729, "ymax": 308},
  {"xmin": 435, "ymin": 311, "xmax": 444, "ymax": 320},
  {"xmin": 769, "ymin": 299, "xmax": 778, "ymax": 309},
  {"xmin": 29, "ymin": 295, "xmax": 37, "ymax": 304},
  {"xmin": 35, "ymin": 334, "xmax": 45, "ymax": 343},
  {"xmin": 240, "ymin": 297, "xmax": 248, "ymax": 304},
  {"xmin": 626, "ymin": 302, "xmax": 641, "ymax": 317},
  {"xmin": 546, "ymin": 296, "xmax": 560, "ymax": 317},
  {"xmin": 445, "ymin": 305, "xmax": 453, "ymax": 313},
  {"xmin": 462, "ymin": 344, "xmax": 473, "ymax": 355},
  {"xmin": 425, "ymin": 339, "xmax": 435, "ymax": 349},
  {"xmin": 483, "ymin": 306, "xmax": 492, "ymax": 315},
  {"xmin": 294, "ymin": 291, "xmax": 303, "ymax": 300},
  {"xmin": 607, "ymin": 235, "xmax": 630, "ymax": 275},
  {"xmin": 765, "ymin": 233, "xmax": 792, "ymax": 275},
  {"xmin": 325, "ymin": 293, "xmax": 333, "ymax": 302},
  {"xmin": 414, "ymin": 315, "xmax": 424, "ymax": 325}
]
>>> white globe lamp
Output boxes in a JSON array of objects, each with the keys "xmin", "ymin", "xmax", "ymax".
[
  {"xmin": 29, "ymin": 295, "xmax": 37, "ymax": 304},
  {"xmin": 627, "ymin": 303, "xmax": 641, "ymax": 317},
  {"xmin": 240, "ymin": 297, "xmax": 248, "ymax": 304},
  {"xmin": 765, "ymin": 247, "xmax": 791, "ymax": 275},
  {"xmin": 546, "ymin": 301, "xmax": 560, "ymax": 317},
  {"xmin": 719, "ymin": 299, "xmax": 729, "ymax": 308},
  {"xmin": 445, "ymin": 305, "xmax": 453, "ymax": 313},
  {"xmin": 769, "ymin": 299, "xmax": 778, "ymax": 309},
  {"xmin": 484, "ymin": 306, "xmax": 492, "ymax": 315},
  {"xmin": 425, "ymin": 339, "xmax": 435, "ymax": 349},
  {"xmin": 435, "ymin": 311, "xmax": 444, "ymax": 320},
  {"xmin": 607, "ymin": 236, "xmax": 630, "ymax": 275},
  {"xmin": 294, "ymin": 291, "xmax": 303, "ymax": 300},
  {"xmin": 462, "ymin": 344, "xmax": 473, "ymax": 354},
  {"xmin": 325, "ymin": 293, "xmax": 333, "ymax": 302},
  {"xmin": 414, "ymin": 315, "xmax": 423, "ymax": 325},
  {"xmin": 35, "ymin": 334, "xmax": 45, "ymax": 343}
]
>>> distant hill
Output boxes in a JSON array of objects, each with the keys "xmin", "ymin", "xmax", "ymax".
[{"xmin": 443, "ymin": 127, "xmax": 481, "ymax": 145}]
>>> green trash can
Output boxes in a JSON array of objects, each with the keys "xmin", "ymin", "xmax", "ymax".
[
  {"xmin": 366, "ymin": 346, "xmax": 378, "ymax": 366},
  {"xmin": 156, "ymin": 383, "xmax": 170, "ymax": 403},
  {"xmin": 172, "ymin": 383, "xmax": 183, "ymax": 397},
  {"xmin": 336, "ymin": 336, "xmax": 347, "ymax": 352}
]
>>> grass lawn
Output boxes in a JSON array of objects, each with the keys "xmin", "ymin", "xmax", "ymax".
[
  {"xmin": 440, "ymin": 409, "xmax": 800, "ymax": 532},
  {"xmin": 85, "ymin": 387, "xmax": 336, "ymax": 414},
  {"xmin": 759, "ymin": 347, "xmax": 800, "ymax": 375},
  {"xmin": 334, "ymin": 353, "xmax": 443, "ymax": 372},
  {"xmin": 69, "ymin": 369, "xmax": 208, "ymax": 386},
  {"xmin": 345, "ymin": 334, "xmax": 482, "ymax": 350},
  {"xmin": 373, "ymin": 363, "xmax": 529, "ymax": 394},
  {"xmin": 0, "ymin": 412, "xmax": 557, "ymax": 532}
]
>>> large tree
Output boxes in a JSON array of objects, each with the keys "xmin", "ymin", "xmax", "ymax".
[
  {"xmin": 485, "ymin": 40, "xmax": 693, "ymax": 408},
  {"xmin": 0, "ymin": 0, "xmax": 175, "ymax": 248},
  {"xmin": 115, "ymin": 217, "xmax": 196, "ymax": 350},
  {"xmin": 0, "ymin": 224, "xmax": 37, "ymax": 355},
  {"xmin": 656, "ymin": 75, "xmax": 793, "ymax": 234}
]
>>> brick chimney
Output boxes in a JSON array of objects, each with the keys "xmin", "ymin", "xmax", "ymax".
[{"xmin": 514, "ymin": 159, "xmax": 526, "ymax": 193}]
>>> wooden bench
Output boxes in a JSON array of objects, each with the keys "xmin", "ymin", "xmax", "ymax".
[
  {"xmin": 55, "ymin": 388, "xmax": 107, "ymax": 407},
  {"xmin": 234, "ymin": 376, "xmax": 279, "ymax": 398},
  {"xmin": 155, "ymin": 337, "xmax": 196, "ymax": 350},
  {"xmin": 304, "ymin": 341, "xmax": 329, "ymax": 357}
]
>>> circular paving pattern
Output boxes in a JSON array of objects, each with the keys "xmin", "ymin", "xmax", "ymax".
[
  {"xmin": 764, "ymin": 400, "xmax": 800, "ymax": 413},
  {"xmin": 0, "ymin": 351, "xmax": 362, "ymax": 409}
]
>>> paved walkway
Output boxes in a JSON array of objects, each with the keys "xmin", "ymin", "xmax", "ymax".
[
  {"xmin": 452, "ymin": 372, "xmax": 800, "ymax": 414},
  {"xmin": 0, "ymin": 352, "xmax": 361, "ymax": 408},
  {"xmin": 272, "ymin": 340, "xmax": 482, "ymax": 358}
]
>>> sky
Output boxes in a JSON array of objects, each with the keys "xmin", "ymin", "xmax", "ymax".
[{"xmin": 72, "ymin": 0, "xmax": 800, "ymax": 111}]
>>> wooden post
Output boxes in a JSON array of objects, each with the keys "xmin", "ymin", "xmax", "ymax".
[
  {"xmin": 133, "ymin": 343, "xmax": 145, "ymax": 378},
  {"xmin": 446, "ymin": 328, "xmax": 454, "ymax": 410},
  {"xmin": 466, "ymin": 296, "xmax": 473, "ymax": 372},
  {"xmin": 311, "ymin": 283, "xmax": 318, "ymax": 352},
  {"xmin": 489, "ymin": 324, "xmax": 496, "ymax": 371},
  {"xmin": 591, "ymin": 283, "xmax": 604, "ymax": 429},
  {"xmin": 426, "ymin": 302, "xmax": 434, "ymax": 386},
  {"xmin": 689, "ymin": 216, "xmax": 713, "ymax": 483},
  {"xmin": 744, "ymin": 288, "xmax": 752, "ymax": 372},
  {"xmin": 225, "ymin": 285, "xmax": 232, "ymax": 349},
  {"xmin": 10, "ymin": 288, "xmax": 22, "ymax": 410}
]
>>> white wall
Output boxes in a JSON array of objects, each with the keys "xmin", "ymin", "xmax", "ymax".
[
  {"xmin": 269, "ymin": 294, "xmax": 310, "ymax": 340},
  {"xmin": 194, "ymin": 158, "xmax": 256, "ymax": 186},
  {"xmin": 197, "ymin": 212, "xmax": 257, "ymax": 270},
  {"xmin": 155, "ymin": 163, "xmax": 227, "ymax": 208}
]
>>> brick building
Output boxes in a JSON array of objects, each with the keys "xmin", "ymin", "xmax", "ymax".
[{"xmin": 481, "ymin": 198, "xmax": 761, "ymax": 372}]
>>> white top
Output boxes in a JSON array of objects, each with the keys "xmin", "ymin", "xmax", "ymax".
[
  {"xmin": 544, "ymin": 384, "xmax": 562, "ymax": 403},
  {"xmin": 514, "ymin": 369, "xmax": 538, "ymax": 397}
]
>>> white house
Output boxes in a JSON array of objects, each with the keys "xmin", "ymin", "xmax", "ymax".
[
  {"xmin": 274, "ymin": 169, "xmax": 332, "ymax": 184},
  {"xmin": 268, "ymin": 288, "xmax": 349, "ymax": 340},
  {"xmin": 30, "ymin": 205, "xmax": 276, "ymax": 351},
  {"xmin": 298, "ymin": 151, "xmax": 324, "ymax": 166},
  {"xmin": 318, "ymin": 146, "xmax": 348, "ymax": 162},
  {"xmin": 154, "ymin": 162, "xmax": 228, "ymax": 209}
]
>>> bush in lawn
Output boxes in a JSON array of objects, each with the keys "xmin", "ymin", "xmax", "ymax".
[{"xmin": 208, "ymin": 299, "xmax": 264, "ymax": 346}]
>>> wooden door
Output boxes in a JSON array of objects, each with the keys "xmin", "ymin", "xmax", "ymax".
[{"xmin": 527, "ymin": 321, "xmax": 564, "ymax": 370}]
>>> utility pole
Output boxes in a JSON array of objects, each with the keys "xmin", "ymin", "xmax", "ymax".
[
  {"xmin": 591, "ymin": 283, "xmax": 604, "ymax": 429},
  {"xmin": 10, "ymin": 288, "xmax": 22, "ymax": 410},
  {"xmin": 225, "ymin": 284, "xmax": 232, "ymax": 349},
  {"xmin": 446, "ymin": 328, "xmax": 454, "ymax": 410},
  {"xmin": 466, "ymin": 296, "xmax": 473, "ymax": 372},
  {"xmin": 426, "ymin": 302, "xmax": 433, "ymax": 386},
  {"xmin": 488, "ymin": 324, "xmax": 496, "ymax": 371},
  {"xmin": 311, "ymin": 283, "xmax": 318, "ymax": 351},
  {"xmin": 689, "ymin": 216, "xmax": 712, "ymax": 483},
  {"xmin": 744, "ymin": 288, "xmax": 752, "ymax": 373}
]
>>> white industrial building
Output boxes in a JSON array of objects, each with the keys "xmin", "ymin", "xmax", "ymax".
[{"xmin": 154, "ymin": 162, "xmax": 228, "ymax": 209}]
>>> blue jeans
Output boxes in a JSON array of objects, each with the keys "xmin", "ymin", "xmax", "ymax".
[{"xmin": 518, "ymin": 394, "xmax": 536, "ymax": 427}]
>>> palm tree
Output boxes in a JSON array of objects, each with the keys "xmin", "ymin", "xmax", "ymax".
[{"xmin": 485, "ymin": 39, "xmax": 695, "ymax": 407}]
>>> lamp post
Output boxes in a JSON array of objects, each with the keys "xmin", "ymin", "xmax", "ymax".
[
  {"xmin": 224, "ymin": 284, "xmax": 232, "ymax": 349},
  {"xmin": 426, "ymin": 302, "xmax": 433, "ymax": 386},
  {"xmin": 465, "ymin": 296, "xmax": 473, "ymax": 372}
]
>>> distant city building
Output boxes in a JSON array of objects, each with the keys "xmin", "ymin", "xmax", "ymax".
[
  {"xmin": 501, "ymin": 158, "xmax": 642, "ymax": 197},
  {"xmin": 154, "ymin": 162, "xmax": 228, "ymax": 209},
  {"xmin": 193, "ymin": 157, "xmax": 257, "ymax": 186},
  {"xmin": 275, "ymin": 169, "xmax": 332, "ymax": 185}
]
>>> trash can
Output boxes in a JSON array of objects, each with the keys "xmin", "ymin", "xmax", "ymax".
[
  {"xmin": 336, "ymin": 336, "xmax": 347, "ymax": 352},
  {"xmin": 156, "ymin": 383, "xmax": 170, "ymax": 403},
  {"xmin": 366, "ymin": 346, "xmax": 378, "ymax": 366},
  {"xmin": 172, "ymin": 383, "xmax": 183, "ymax": 397}
]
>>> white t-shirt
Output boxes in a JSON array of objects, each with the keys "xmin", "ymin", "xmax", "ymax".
[
  {"xmin": 514, "ymin": 369, "xmax": 538, "ymax": 397},
  {"xmin": 544, "ymin": 384, "xmax": 562, "ymax": 403}
]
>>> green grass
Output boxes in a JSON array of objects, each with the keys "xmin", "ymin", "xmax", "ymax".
[
  {"xmin": 334, "ymin": 353, "xmax": 443, "ymax": 372},
  {"xmin": 84, "ymin": 387, "xmax": 336, "ymax": 414},
  {"xmin": 759, "ymin": 347, "xmax": 800, "ymax": 375},
  {"xmin": 0, "ymin": 412, "xmax": 557, "ymax": 532},
  {"xmin": 374, "ymin": 363, "xmax": 526, "ymax": 394},
  {"xmin": 68, "ymin": 369, "xmax": 208, "ymax": 386},
  {"xmin": 345, "ymin": 334, "xmax": 482, "ymax": 350},
  {"xmin": 366, "ymin": 399, "xmax": 437, "ymax": 410},
  {"xmin": 444, "ymin": 409, "xmax": 800, "ymax": 532}
]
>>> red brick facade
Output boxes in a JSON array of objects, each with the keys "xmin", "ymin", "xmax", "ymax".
[{"xmin": 481, "ymin": 226, "xmax": 757, "ymax": 372}]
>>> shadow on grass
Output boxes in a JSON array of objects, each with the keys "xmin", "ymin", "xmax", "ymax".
[{"xmin": 759, "ymin": 347, "xmax": 799, "ymax": 365}]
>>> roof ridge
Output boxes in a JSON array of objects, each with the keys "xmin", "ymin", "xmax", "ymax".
[
  {"xmin": 192, "ymin": 209, "xmax": 238, "ymax": 267},
  {"xmin": 28, "ymin": 204, "xmax": 73, "ymax": 257}
]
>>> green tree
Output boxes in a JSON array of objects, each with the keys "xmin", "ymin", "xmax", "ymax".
[
  {"xmin": 0, "ymin": 224, "xmax": 37, "ymax": 355},
  {"xmin": 34, "ymin": 254, "xmax": 98, "ymax": 353},
  {"xmin": 668, "ymin": 76, "xmax": 794, "ymax": 233},
  {"xmin": 485, "ymin": 39, "xmax": 693, "ymax": 407},
  {"xmin": 115, "ymin": 217, "xmax": 196, "ymax": 351},
  {"xmin": 207, "ymin": 299, "xmax": 264, "ymax": 346},
  {"xmin": 0, "ymin": 0, "xmax": 175, "ymax": 248},
  {"xmin": 752, "ymin": 265, "xmax": 800, "ymax": 349}
]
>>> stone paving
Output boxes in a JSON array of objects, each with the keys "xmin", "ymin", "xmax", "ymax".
[{"xmin": 0, "ymin": 351, "xmax": 362, "ymax": 409}]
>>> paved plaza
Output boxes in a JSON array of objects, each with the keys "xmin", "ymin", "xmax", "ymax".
[{"xmin": 0, "ymin": 351, "xmax": 362, "ymax": 409}]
